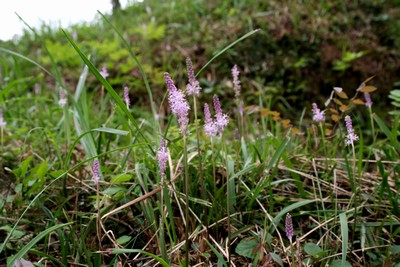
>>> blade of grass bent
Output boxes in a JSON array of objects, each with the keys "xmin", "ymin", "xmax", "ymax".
[
  {"xmin": 0, "ymin": 47, "xmax": 53, "ymax": 78},
  {"xmin": 7, "ymin": 222, "xmax": 73, "ymax": 267},
  {"xmin": 196, "ymin": 29, "xmax": 260, "ymax": 76},
  {"xmin": 271, "ymin": 199, "xmax": 317, "ymax": 228},
  {"xmin": 62, "ymin": 30, "xmax": 154, "ymax": 155},
  {"xmin": 373, "ymin": 114, "xmax": 400, "ymax": 153}
]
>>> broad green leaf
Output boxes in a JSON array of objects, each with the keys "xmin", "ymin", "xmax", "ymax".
[
  {"xmin": 390, "ymin": 245, "xmax": 400, "ymax": 254},
  {"xmin": 0, "ymin": 225, "xmax": 25, "ymax": 239},
  {"xmin": 110, "ymin": 174, "xmax": 133, "ymax": 184},
  {"xmin": 13, "ymin": 156, "xmax": 32, "ymax": 178},
  {"xmin": 235, "ymin": 238, "xmax": 259, "ymax": 259},
  {"xmin": 35, "ymin": 161, "xmax": 48, "ymax": 180},
  {"xmin": 103, "ymin": 186, "xmax": 127, "ymax": 196},
  {"xmin": 304, "ymin": 243, "xmax": 323, "ymax": 258}
]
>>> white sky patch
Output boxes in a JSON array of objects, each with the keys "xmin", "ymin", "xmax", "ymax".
[{"xmin": 0, "ymin": 0, "xmax": 131, "ymax": 41}]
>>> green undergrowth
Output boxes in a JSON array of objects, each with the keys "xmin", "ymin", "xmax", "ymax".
[
  {"xmin": 0, "ymin": 1, "xmax": 400, "ymax": 267},
  {"xmin": 1, "ymin": 0, "xmax": 400, "ymax": 114}
]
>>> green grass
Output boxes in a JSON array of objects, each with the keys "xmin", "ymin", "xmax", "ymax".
[{"xmin": 1, "ymin": 1, "xmax": 400, "ymax": 267}]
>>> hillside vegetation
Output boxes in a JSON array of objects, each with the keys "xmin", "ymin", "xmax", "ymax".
[{"xmin": 0, "ymin": 1, "xmax": 399, "ymax": 266}]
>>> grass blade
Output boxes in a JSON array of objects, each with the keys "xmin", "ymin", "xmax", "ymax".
[
  {"xmin": 271, "ymin": 199, "xmax": 317, "ymax": 228},
  {"xmin": 97, "ymin": 11, "xmax": 159, "ymax": 132},
  {"xmin": 196, "ymin": 29, "xmax": 260, "ymax": 76},
  {"xmin": 0, "ymin": 47, "xmax": 53, "ymax": 78},
  {"xmin": 373, "ymin": 113, "xmax": 400, "ymax": 153},
  {"xmin": 62, "ymin": 30, "xmax": 154, "ymax": 155},
  {"xmin": 339, "ymin": 212, "xmax": 349, "ymax": 265}
]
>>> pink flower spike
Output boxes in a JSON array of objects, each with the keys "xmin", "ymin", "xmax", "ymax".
[
  {"xmin": 157, "ymin": 139, "xmax": 169, "ymax": 177},
  {"xmin": 58, "ymin": 88, "xmax": 67, "ymax": 107},
  {"xmin": 213, "ymin": 95, "xmax": 229, "ymax": 136},
  {"xmin": 204, "ymin": 103, "xmax": 217, "ymax": 137},
  {"xmin": 100, "ymin": 65, "xmax": 109, "ymax": 78},
  {"xmin": 345, "ymin": 115, "xmax": 359, "ymax": 146},
  {"xmin": 164, "ymin": 72, "xmax": 178, "ymax": 92},
  {"xmin": 92, "ymin": 159, "xmax": 100, "ymax": 183},
  {"xmin": 165, "ymin": 72, "xmax": 190, "ymax": 135},
  {"xmin": 124, "ymin": 86, "xmax": 130, "ymax": 108},
  {"xmin": 364, "ymin": 92, "xmax": 373, "ymax": 107},
  {"xmin": 285, "ymin": 213, "xmax": 294, "ymax": 242},
  {"xmin": 186, "ymin": 57, "xmax": 201, "ymax": 96},
  {"xmin": 312, "ymin": 103, "xmax": 325, "ymax": 122},
  {"xmin": 0, "ymin": 109, "xmax": 6, "ymax": 128},
  {"xmin": 232, "ymin": 65, "xmax": 241, "ymax": 99}
]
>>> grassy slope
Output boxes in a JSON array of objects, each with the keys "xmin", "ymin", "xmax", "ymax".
[{"xmin": 0, "ymin": 1, "xmax": 399, "ymax": 266}]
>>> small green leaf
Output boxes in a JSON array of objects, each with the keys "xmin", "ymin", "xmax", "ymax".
[
  {"xmin": 269, "ymin": 252, "xmax": 284, "ymax": 267},
  {"xmin": 110, "ymin": 174, "xmax": 133, "ymax": 184},
  {"xmin": 116, "ymin": 235, "xmax": 132, "ymax": 245},
  {"xmin": 13, "ymin": 156, "xmax": 32, "ymax": 178},
  {"xmin": 15, "ymin": 183, "xmax": 23, "ymax": 193},
  {"xmin": 235, "ymin": 238, "xmax": 259, "ymax": 259},
  {"xmin": 304, "ymin": 243, "xmax": 323, "ymax": 258},
  {"xmin": 0, "ymin": 225, "xmax": 25, "ymax": 239},
  {"xmin": 35, "ymin": 161, "xmax": 48, "ymax": 180},
  {"xmin": 330, "ymin": 259, "xmax": 352, "ymax": 267},
  {"xmin": 103, "ymin": 186, "xmax": 127, "ymax": 196},
  {"xmin": 390, "ymin": 245, "xmax": 400, "ymax": 254}
]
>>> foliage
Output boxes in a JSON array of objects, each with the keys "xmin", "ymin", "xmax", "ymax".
[{"xmin": 0, "ymin": 0, "xmax": 399, "ymax": 266}]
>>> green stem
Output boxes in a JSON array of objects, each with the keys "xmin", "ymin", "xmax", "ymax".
[
  {"xmin": 211, "ymin": 138, "xmax": 218, "ymax": 238},
  {"xmin": 224, "ymin": 141, "xmax": 231, "ymax": 266},
  {"xmin": 160, "ymin": 174, "xmax": 168, "ymax": 261},
  {"xmin": 350, "ymin": 142, "xmax": 358, "ymax": 251},
  {"xmin": 318, "ymin": 122, "xmax": 327, "ymax": 166},
  {"xmin": 368, "ymin": 106, "xmax": 376, "ymax": 144},
  {"xmin": 1, "ymin": 127, "xmax": 3, "ymax": 151},
  {"xmin": 96, "ymin": 181, "xmax": 102, "ymax": 253},
  {"xmin": 290, "ymin": 240, "xmax": 296, "ymax": 267},
  {"xmin": 193, "ymin": 96, "xmax": 206, "ymax": 227},
  {"xmin": 183, "ymin": 136, "xmax": 189, "ymax": 267}
]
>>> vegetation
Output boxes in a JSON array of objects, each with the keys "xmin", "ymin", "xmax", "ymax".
[{"xmin": 0, "ymin": 1, "xmax": 399, "ymax": 266}]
